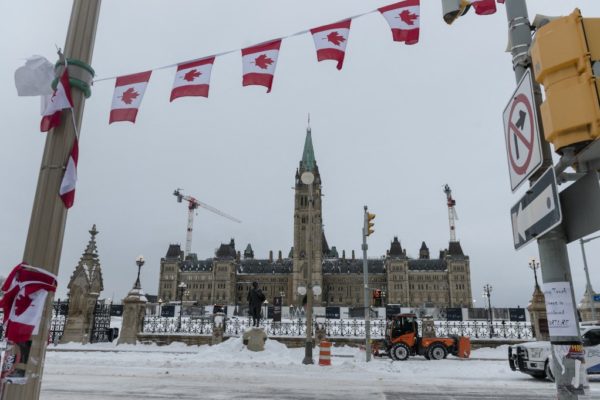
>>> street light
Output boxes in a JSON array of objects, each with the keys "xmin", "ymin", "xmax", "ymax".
[
  {"xmin": 301, "ymin": 170, "xmax": 314, "ymax": 365},
  {"xmin": 528, "ymin": 257, "xmax": 540, "ymax": 289},
  {"xmin": 483, "ymin": 284, "xmax": 493, "ymax": 338},
  {"xmin": 134, "ymin": 255, "xmax": 144, "ymax": 289},
  {"xmin": 580, "ymin": 236, "xmax": 600, "ymax": 321},
  {"xmin": 158, "ymin": 298, "xmax": 163, "ymax": 317},
  {"xmin": 177, "ymin": 282, "xmax": 187, "ymax": 332}
]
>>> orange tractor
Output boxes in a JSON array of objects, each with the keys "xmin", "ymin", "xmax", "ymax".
[{"xmin": 373, "ymin": 313, "xmax": 471, "ymax": 361}]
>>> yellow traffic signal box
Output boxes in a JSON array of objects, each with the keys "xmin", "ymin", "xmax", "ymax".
[{"xmin": 531, "ymin": 9, "xmax": 600, "ymax": 153}]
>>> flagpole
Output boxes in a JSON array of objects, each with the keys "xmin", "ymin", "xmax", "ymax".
[{"xmin": 1, "ymin": 1, "xmax": 101, "ymax": 399}]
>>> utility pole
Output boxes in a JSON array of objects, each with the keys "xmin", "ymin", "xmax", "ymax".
[
  {"xmin": 1, "ymin": 2, "xmax": 101, "ymax": 399},
  {"xmin": 362, "ymin": 206, "xmax": 375, "ymax": 362},
  {"xmin": 504, "ymin": 2, "xmax": 589, "ymax": 398},
  {"xmin": 300, "ymin": 171, "xmax": 315, "ymax": 365}
]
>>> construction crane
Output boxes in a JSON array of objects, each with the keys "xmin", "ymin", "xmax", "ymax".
[
  {"xmin": 443, "ymin": 184, "xmax": 459, "ymax": 243},
  {"xmin": 173, "ymin": 189, "xmax": 241, "ymax": 256}
]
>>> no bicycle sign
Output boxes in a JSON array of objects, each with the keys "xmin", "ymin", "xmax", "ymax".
[{"xmin": 503, "ymin": 69, "xmax": 543, "ymax": 192}]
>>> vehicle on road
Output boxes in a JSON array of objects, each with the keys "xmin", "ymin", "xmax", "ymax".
[
  {"xmin": 508, "ymin": 323, "xmax": 600, "ymax": 381},
  {"xmin": 373, "ymin": 313, "xmax": 471, "ymax": 361}
]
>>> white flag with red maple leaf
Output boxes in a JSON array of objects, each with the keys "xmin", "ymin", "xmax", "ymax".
[
  {"xmin": 379, "ymin": 0, "xmax": 420, "ymax": 45},
  {"xmin": 109, "ymin": 71, "xmax": 152, "ymax": 124},
  {"xmin": 170, "ymin": 57, "xmax": 215, "ymax": 102},
  {"xmin": 40, "ymin": 67, "xmax": 74, "ymax": 132},
  {"xmin": 59, "ymin": 137, "xmax": 78, "ymax": 209},
  {"xmin": 310, "ymin": 20, "xmax": 352, "ymax": 70},
  {"xmin": 242, "ymin": 40, "xmax": 282, "ymax": 93},
  {"xmin": 471, "ymin": 0, "xmax": 497, "ymax": 15},
  {"xmin": 0, "ymin": 263, "xmax": 57, "ymax": 343}
]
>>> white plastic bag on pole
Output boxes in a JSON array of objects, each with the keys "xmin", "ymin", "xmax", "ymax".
[{"xmin": 14, "ymin": 55, "xmax": 55, "ymax": 96}]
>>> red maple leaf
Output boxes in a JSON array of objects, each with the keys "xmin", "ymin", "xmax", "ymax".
[
  {"xmin": 254, "ymin": 54, "xmax": 274, "ymax": 70},
  {"xmin": 14, "ymin": 293, "xmax": 33, "ymax": 316},
  {"xmin": 398, "ymin": 9, "xmax": 418, "ymax": 25},
  {"xmin": 326, "ymin": 31, "xmax": 346, "ymax": 46},
  {"xmin": 183, "ymin": 69, "xmax": 201, "ymax": 82},
  {"xmin": 120, "ymin": 87, "xmax": 139, "ymax": 105}
]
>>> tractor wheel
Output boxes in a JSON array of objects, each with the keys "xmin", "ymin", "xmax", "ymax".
[
  {"xmin": 427, "ymin": 344, "xmax": 448, "ymax": 360},
  {"xmin": 390, "ymin": 343, "xmax": 410, "ymax": 361}
]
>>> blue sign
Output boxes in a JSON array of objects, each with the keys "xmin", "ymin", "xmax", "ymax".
[{"xmin": 593, "ymin": 294, "xmax": 600, "ymax": 302}]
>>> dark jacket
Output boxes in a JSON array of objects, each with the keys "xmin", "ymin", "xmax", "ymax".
[{"xmin": 247, "ymin": 288, "xmax": 265, "ymax": 308}]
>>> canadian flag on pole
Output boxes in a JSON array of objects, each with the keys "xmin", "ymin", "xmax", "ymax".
[
  {"xmin": 310, "ymin": 20, "xmax": 352, "ymax": 70},
  {"xmin": 40, "ymin": 67, "xmax": 74, "ymax": 132},
  {"xmin": 0, "ymin": 263, "xmax": 57, "ymax": 343},
  {"xmin": 471, "ymin": 0, "xmax": 497, "ymax": 15},
  {"xmin": 109, "ymin": 71, "xmax": 152, "ymax": 124},
  {"xmin": 59, "ymin": 137, "xmax": 78, "ymax": 209},
  {"xmin": 170, "ymin": 57, "xmax": 215, "ymax": 102},
  {"xmin": 379, "ymin": 0, "xmax": 420, "ymax": 45},
  {"xmin": 242, "ymin": 40, "xmax": 282, "ymax": 93}
]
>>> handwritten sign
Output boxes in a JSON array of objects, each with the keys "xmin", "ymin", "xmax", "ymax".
[{"xmin": 543, "ymin": 281, "xmax": 579, "ymax": 337}]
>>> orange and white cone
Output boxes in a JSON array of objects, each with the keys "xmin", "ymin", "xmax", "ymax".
[{"xmin": 319, "ymin": 340, "xmax": 332, "ymax": 366}]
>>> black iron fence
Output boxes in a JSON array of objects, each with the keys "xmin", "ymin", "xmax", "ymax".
[{"xmin": 141, "ymin": 316, "xmax": 533, "ymax": 340}]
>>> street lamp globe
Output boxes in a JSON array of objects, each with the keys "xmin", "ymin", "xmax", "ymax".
[
  {"xmin": 297, "ymin": 284, "xmax": 307, "ymax": 296},
  {"xmin": 312, "ymin": 284, "xmax": 322, "ymax": 296},
  {"xmin": 133, "ymin": 254, "xmax": 145, "ymax": 289}
]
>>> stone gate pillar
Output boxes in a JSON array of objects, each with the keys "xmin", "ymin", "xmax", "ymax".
[
  {"xmin": 527, "ymin": 285, "xmax": 549, "ymax": 341},
  {"xmin": 118, "ymin": 287, "xmax": 148, "ymax": 345}
]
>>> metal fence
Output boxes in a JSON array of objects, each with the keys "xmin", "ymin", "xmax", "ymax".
[{"xmin": 142, "ymin": 316, "xmax": 533, "ymax": 340}]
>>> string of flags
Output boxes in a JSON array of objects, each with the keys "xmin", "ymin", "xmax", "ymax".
[{"xmin": 31, "ymin": 0, "xmax": 503, "ymax": 210}]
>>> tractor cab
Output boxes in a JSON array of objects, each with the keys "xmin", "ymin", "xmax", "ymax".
[{"xmin": 387, "ymin": 313, "xmax": 419, "ymax": 348}]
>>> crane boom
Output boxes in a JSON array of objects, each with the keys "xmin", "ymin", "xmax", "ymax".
[
  {"xmin": 443, "ymin": 184, "xmax": 459, "ymax": 243},
  {"xmin": 173, "ymin": 189, "xmax": 241, "ymax": 256}
]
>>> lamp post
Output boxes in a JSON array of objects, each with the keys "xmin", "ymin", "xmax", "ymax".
[
  {"xmin": 301, "ymin": 170, "xmax": 315, "ymax": 365},
  {"xmin": 483, "ymin": 284, "xmax": 493, "ymax": 338},
  {"xmin": 134, "ymin": 255, "xmax": 144, "ymax": 290},
  {"xmin": 580, "ymin": 236, "xmax": 600, "ymax": 321},
  {"xmin": 529, "ymin": 257, "xmax": 540, "ymax": 289},
  {"xmin": 158, "ymin": 298, "xmax": 163, "ymax": 317},
  {"xmin": 177, "ymin": 282, "xmax": 187, "ymax": 332}
]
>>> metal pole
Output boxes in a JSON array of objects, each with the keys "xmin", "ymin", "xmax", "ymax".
[
  {"xmin": 178, "ymin": 288, "xmax": 183, "ymax": 332},
  {"xmin": 303, "ymin": 182, "xmax": 314, "ymax": 364},
  {"xmin": 362, "ymin": 206, "xmax": 371, "ymax": 362},
  {"xmin": 580, "ymin": 239, "xmax": 597, "ymax": 321},
  {"xmin": 505, "ymin": 1, "xmax": 588, "ymax": 398},
  {"xmin": 1, "ymin": 2, "xmax": 101, "ymax": 399}
]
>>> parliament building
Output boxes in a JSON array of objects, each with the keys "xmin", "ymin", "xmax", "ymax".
[{"xmin": 157, "ymin": 127, "xmax": 473, "ymax": 309}]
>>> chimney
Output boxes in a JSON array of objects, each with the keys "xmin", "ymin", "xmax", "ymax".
[
  {"xmin": 352, "ymin": 250, "xmax": 355, "ymax": 260},
  {"xmin": 236, "ymin": 251, "xmax": 241, "ymax": 262},
  {"xmin": 269, "ymin": 250, "xmax": 273, "ymax": 262},
  {"xmin": 278, "ymin": 250, "xmax": 282, "ymax": 261}
]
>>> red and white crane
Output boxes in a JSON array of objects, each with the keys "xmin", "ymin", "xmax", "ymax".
[
  {"xmin": 443, "ymin": 184, "xmax": 459, "ymax": 242},
  {"xmin": 173, "ymin": 189, "xmax": 241, "ymax": 256}
]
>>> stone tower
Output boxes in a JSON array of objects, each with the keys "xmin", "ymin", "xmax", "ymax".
[
  {"xmin": 61, "ymin": 225, "xmax": 104, "ymax": 344},
  {"xmin": 292, "ymin": 124, "xmax": 323, "ymax": 306}
]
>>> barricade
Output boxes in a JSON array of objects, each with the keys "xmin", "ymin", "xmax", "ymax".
[{"xmin": 319, "ymin": 340, "xmax": 332, "ymax": 366}]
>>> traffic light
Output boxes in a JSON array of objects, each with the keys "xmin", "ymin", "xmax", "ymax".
[
  {"xmin": 365, "ymin": 212, "xmax": 376, "ymax": 236},
  {"xmin": 531, "ymin": 9, "xmax": 600, "ymax": 154}
]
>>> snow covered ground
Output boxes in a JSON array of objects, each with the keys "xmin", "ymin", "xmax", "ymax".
[{"xmin": 39, "ymin": 339, "xmax": 600, "ymax": 399}]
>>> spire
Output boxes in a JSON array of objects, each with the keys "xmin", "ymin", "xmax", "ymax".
[
  {"xmin": 301, "ymin": 117, "xmax": 316, "ymax": 172},
  {"xmin": 85, "ymin": 224, "xmax": 99, "ymax": 256}
]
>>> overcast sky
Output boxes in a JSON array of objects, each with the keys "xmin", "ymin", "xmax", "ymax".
[{"xmin": 2, "ymin": 0, "xmax": 600, "ymax": 308}]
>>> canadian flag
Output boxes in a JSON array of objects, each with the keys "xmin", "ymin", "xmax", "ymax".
[
  {"xmin": 242, "ymin": 40, "xmax": 282, "ymax": 93},
  {"xmin": 379, "ymin": 0, "xmax": 420, "ymax": 45},
  {"xmin": 471, "ymin": 0, "xmax": 497, "ymax": 15},
  {"xmin": 170, "ymin": 57, "xmax": 215, "ymax": 102},
  {"xmin": 310, "ymin": 20, "xmax": 352, "ymax": 70},
  {"xmin": 0, "ymin": 263, "xmax": 57, "ymax": 343},
  {"xmin": 109, "ymin": 71, "xmax": 152, "ymax": 124},
  {"xmin": 59, "ymin": 137, "xmax": 78, "ymax": 209},
  {"xmin": 40, "ymin": 67, "xmax": 74, "ymax": 132}
]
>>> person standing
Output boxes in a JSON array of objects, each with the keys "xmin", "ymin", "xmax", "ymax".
[{"xmin": 247, "ymin": 281, "xmax": 265, "ymax": 327}]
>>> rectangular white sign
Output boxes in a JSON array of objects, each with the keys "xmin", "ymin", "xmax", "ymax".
[{"xmin": 543, "ymin": 281, "xmax": 579, "ymax": 337}]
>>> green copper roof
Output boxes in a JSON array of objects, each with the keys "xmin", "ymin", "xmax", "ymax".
[{"xmin": 302, "ymin": 128, "xmax": 316, "ymax": 171}]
